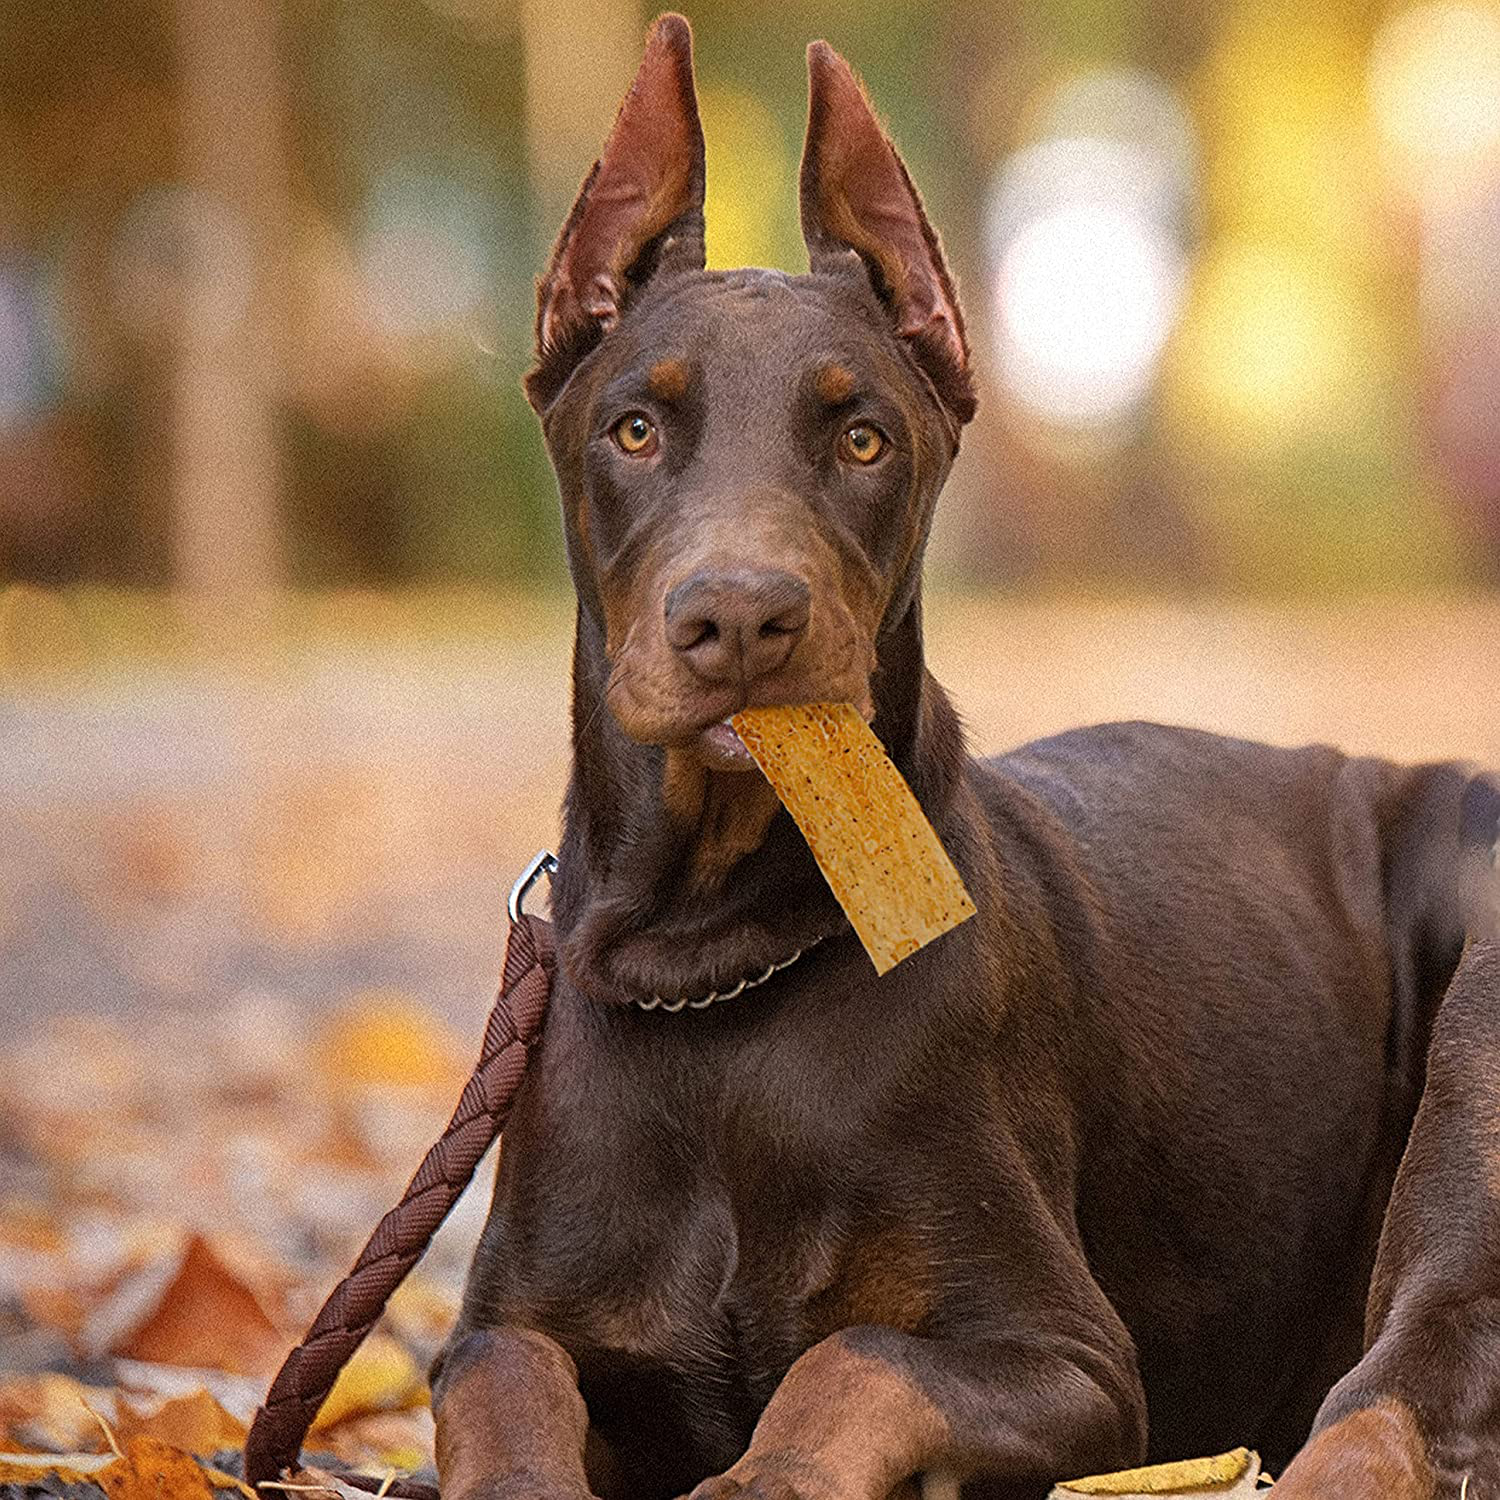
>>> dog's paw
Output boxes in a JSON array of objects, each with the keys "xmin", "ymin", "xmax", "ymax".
[{"xmin": 682, "ymin": 1455, "xmax": 841, "ymax": 1500}]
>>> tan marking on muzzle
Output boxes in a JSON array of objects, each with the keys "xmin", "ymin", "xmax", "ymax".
[{"xmin": 601, "ymin": 506, "xmax": 882, "ymax": 749}]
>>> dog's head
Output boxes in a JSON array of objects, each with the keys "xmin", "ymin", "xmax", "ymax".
[{"xmin": 527, "ymin": 14, "xmax": 975, "ymax": 777}]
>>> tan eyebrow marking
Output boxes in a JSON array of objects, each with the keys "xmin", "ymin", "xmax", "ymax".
[
  {"xmin": 814, "ymin": 363, "xmax": 856, "ymax": 404},
  {"xmin": 647, "ymin": 358, "xmax": 691, "ymax": 401}
]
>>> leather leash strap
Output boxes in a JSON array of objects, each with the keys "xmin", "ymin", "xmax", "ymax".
[{"xmin": 243, "ymin": 911, "xmax": 556, "ymax": 1499}]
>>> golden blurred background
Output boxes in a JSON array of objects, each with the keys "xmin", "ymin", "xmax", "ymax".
[
  {"xmin": 4, "ymin": 0, "xmax": 1500, "ymax": 1030},
  {"xmin": 3, "ymin": 0, "xmax": 1500, "ymax": 601}
]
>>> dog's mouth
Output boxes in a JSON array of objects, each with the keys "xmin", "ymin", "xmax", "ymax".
[
  {"xmin": 686, "ymin": 698, "xmax": 877, "ymax": 774},
  {"xmin": 695, "ymin": 718, "xmax": 758, "ymax": 772}
]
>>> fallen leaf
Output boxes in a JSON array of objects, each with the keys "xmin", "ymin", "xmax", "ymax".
[
  {"xmin": 0, "ymin": 1374, "xmax": 119, "ymax": 1452},
  {"xmin": 311, "ymin": 1333, "xmax": 424, "ymax": 1431},
  {"xmin": 115, "ymin": 1390, "xmax": 247, "ymax": 1457},
  {"xmin": 0, "ymin": 1450, "xmax": 113, "ymax": 1485},
  {"xmin": 96, "ymin": 1438, "xmax": 215, "ymax": 1500},
  {"xmin": 1052, "ymin": 1447, "xmax": 1262, "ymax": 1497},
  {"xmin": 110, "ymin": 1235, "xmax": 287, "ymax": 1377},
  {"xmin": 279, "ymin": 1464, "xmax": 381, "ymax": 1500},
  {"xmin": 202, "ymin": 1467, "xmax": 258, "ymax": 1498},
  {"xmin": 316, "ymin": 996, "xmax": 464, "ymax": 1090},
  {"xmin": 113, "ymin": 1362, "xmax": 265, "ymax": 1429},
  {"xmin": 2, "ymin": 1425, "xmax": 251, "ymax": 1495}
]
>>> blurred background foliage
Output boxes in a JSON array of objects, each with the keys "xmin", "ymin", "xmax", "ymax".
[{"xmin": 3, "ymin": 0, "xmax": 1499, "ymax": 607}]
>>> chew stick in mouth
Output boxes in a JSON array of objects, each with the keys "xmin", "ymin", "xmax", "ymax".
[{"xmin": 729, "ymin": 703, "xmax": 976, "ymax": 974}]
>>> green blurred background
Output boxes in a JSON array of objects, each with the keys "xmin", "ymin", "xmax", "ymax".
[{"xmin": 4, "ymin": 0, "xmax": 1500, "ymax": 603}]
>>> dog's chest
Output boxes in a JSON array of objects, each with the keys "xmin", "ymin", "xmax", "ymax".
[
  {"xmin": 564, "ymin": 1185, "xmax": 933, "ymax": 1480},
  {"xmin": 496, "ymin": 1027, "xmax": 940, "ymax": 1478},
  {"xmin": 477, "ymin": 983, "xmax": 960, "ymax": 1486}
]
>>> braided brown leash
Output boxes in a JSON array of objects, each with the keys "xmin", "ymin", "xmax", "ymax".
[{"xmin": 243, "ymin": 903, "xmax": 556, "ymax": 1499}]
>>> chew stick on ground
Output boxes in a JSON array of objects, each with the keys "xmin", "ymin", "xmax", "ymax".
[
  {"xmin": 1050, "ymin": 1447, "xmax": 1261, "ymax": 1497},
  {"xmin": 730, "ymin": 703, "xmax": 976, "ymax": 975}
]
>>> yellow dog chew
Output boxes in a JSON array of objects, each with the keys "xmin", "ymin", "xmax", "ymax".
[
  {"xmin": 1051, "ymin": 1447, "xmax": 1260, "ymax": 1496},
  {"xmin": 730, "ymin": 703, "xmax": 975, "ymax": 974}
]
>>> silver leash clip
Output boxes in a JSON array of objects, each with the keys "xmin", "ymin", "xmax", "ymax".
[{"xmin": 508, "ymin": 849, "xmax": 558, "ymax": 923}]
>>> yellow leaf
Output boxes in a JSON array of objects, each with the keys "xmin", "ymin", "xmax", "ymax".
[
  {"xmin": 316, "ymin": 995, "xmax": 463, "ymax": 1088},
  {"xmin": 311, "ymin": 1333, "xmax": 424, "ymax": 1431},
  {"xmin": 96, "ymin": 1437, "xmax": 216, "ymax": 1500},
  {"xmin": 1056, "ymin": 1448, "xmax": 1257, "ymax": 1495}
]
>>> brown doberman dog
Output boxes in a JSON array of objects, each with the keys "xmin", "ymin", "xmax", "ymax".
[{"xmin": 432, "ymin": 17, "xmax": 1500, "ymax": 1498}]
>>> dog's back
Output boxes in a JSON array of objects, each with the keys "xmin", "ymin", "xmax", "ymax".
[{"xmin": 971, "ymin": 722, "xmax": 1474, "ymax": 1456}]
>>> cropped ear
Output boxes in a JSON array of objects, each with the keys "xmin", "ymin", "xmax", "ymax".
[
  {"xmin": 526, "ymin": 13, "xmax": 706, "ymax": 411},
  {"xmin": 800, "ymin": 42, "xmax": 976, "ymax": 426}
]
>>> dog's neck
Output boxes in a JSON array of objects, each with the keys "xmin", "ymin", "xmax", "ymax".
[{"xmin": 551, "ymin": 591, "xmax": 969, "ymax": 1004}]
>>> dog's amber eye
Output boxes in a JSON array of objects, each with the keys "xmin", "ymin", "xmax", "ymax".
[
  {"xmin": 613, "ymin": 414, "xmax": 657, "ymax": 455},
  {"xmin": 839, "ymin": 424, "xmax": 884, "ymax": 464}
]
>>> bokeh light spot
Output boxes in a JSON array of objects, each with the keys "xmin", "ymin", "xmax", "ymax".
[
  {"xmin": 1038, "ymin": 66, "xmax": 1197, "ymax": 200},
  {"xmin": 995, "ymin": 202, "xmax": 1186, "ymax": 426},
  {"xmin": 1370, "ymin": 2, "xmax": 1500, "ymax": 187},
  {"xmin": 1165, "ymin": 240, "xmax": 1386, "ymax": 446},
  {"xmin": 1199, "ymin": 18, "xmax": 1377, "ymax": 259},
  {"xmin": 984, "ymin": 69, "xmax": 1194, "ymax": 437}
]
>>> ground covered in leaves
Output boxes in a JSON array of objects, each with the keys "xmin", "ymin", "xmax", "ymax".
[
  {"xmin": 0, "ymin": 990, "xmax": 494, "ymax": 1498},
  {"xmin": 3, "ymin": 590, "xmax": 1497, "ymax": 1500}
]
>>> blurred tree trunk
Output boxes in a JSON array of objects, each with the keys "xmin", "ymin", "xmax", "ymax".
[
  {"xmin": 520, "ymin": 0, "xmax": 642, "ymax": 241},
  {"xmin": 173, "ymin": 0, "xmax": 288, "ymax": 636}
]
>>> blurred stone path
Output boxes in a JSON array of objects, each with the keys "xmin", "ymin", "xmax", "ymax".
[
  {"xmin": 0, "ymin": 634, "xmax": 570, "ymax": 1038},
  {"xmin": 3, "ymin": 596, "xmax": 1497, "ymax": 1038}
]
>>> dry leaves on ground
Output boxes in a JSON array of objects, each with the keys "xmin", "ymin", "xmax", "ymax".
[{"xmin": 1, "ymin": 998, "xmax": 484, "ymax": 1500}]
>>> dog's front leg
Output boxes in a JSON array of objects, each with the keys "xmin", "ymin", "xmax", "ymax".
[
  {"xmin": 434, "ymin": 1327, "xmax": 596, "ymax": 1500},
  {"xmin": 684, "ymin": 1324, "xmax": 1146, "ymax": 1500},
  {"xmin": 1273, "ymin": 937, "xmax": 1500, "ymax": 1497}
]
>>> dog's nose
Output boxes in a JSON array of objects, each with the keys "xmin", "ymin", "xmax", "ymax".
[{"xmin": 664, "ymin": 569, "xmax": 812, "ymax": 684}]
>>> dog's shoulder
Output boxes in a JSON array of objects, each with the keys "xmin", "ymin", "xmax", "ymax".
[
  {"xmin": 961, "ymin": 720, "xmax": 1424, "ymax": 922},
  {"xmin": 976, "ymin": 719, "xmax": 1349, "ymax": 827}
]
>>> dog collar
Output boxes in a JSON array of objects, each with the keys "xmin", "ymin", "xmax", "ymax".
[
  {"xmin": 509, "ymin": 850, "xmax": 827, "ymax": 1016},
  {"xmin": 635, "ymin": 936, "xmax": 825, "ymax": 1013}
]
